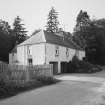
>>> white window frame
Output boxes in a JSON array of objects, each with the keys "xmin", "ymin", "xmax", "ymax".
[
  {"xmin": 55, "ymin": 45, "xmax": 59, "ymax": 57},
  {"xmin": 27, "ymin": 46, "xmax": 32, "ymax": 55},
  {"xmin": 27, "ymin": 46, "xmax": 32, "ymax": 59},
  {"xmin": 66, "ymin": 48, "xmax": 69, "ymax": 57}
]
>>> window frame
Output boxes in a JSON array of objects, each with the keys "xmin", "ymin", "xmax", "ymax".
[
  {"xmin": 66, "ymin": 48, "xmax": 69, "ymax": 57},
  {"xmin": 55, "ymin": 45, "xmax": 59, "ymax": 57}
]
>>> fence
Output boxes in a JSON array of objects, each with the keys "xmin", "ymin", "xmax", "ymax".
[{"xmin": 0, "ymin": 63, "xmax": 53, "ymax": 85}]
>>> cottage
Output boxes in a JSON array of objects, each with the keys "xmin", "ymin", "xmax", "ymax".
[{"xmin": 9, "ymin": 30, "xmax": 85, "ymax": 74}]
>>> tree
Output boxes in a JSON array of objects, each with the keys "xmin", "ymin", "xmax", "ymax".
[
  {"xmin": 73, "ymin": 10, "xmax": 90, "ymax": 48},
  {"xmin": 74, "ymin": 10, "xmax": 90, "ymax": 32},
  {"xmin": 46, "ymin": 7, "xmax": 59, "ymax": 33},
  {"xmin": 92, "ymin": 18, "xmax": 105, "ymax": 28},
  {"xmin": 73, "ymin": 10, "xmax": 105, "ymax": 64},
  {"xmin": 0, "ymin": 19, "xmax": 11, "ymax": 34},
  {"xmin": 92, "ymin": 20, "xmax": 105, "ymax": 64},
  {"xmin": 0, "ymin": 20, "xmax": 13, "ymax": 62},
  {"xmin": 13, "ymin": 16, "xmax": 27, "ymax": 44},
  {"xmin": 73, "ymin": 10, "xmax": 97, "ymax": 63}
]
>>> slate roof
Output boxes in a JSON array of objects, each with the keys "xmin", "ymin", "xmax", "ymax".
[
  {"xmin": 18, "ymin": 30, "xmax": 83, "ymax": 50},
  {"xmin": 44, "ymin": 31, "xmax": 83, "ymax": 50},
  {"xmin": 10, "ymin": 46, "xmax": 17, "ymax": 53},
  {"xmin": 18, "ymin": 30, "xmax": 46, "ymax": 46}
]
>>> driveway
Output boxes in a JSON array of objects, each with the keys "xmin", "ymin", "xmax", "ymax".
[{"xmin": 1, "ymin": 72, "xmax": 105, "ymax": 105}]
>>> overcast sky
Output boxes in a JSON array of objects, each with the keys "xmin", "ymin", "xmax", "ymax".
[{"xmin": 0, "ymin": 0, "xmax": 105, "ymax": 35}]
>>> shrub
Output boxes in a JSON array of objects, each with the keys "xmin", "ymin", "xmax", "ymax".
[
  {"xmin": 70, "ymin": 55, "xmax": 80, "ymax": 72},
  {"xmin": 69, "ymin": 56, "xmax": 102, "ymax": 73},
  {"xmin": 36, "ymin": 76, "xmax": 59, "ymax": 84},
  {"xmin": 0, "ymin": 76, "xmax": 59, "ymax": 99}
]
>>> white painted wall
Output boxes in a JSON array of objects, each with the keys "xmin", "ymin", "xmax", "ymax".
[
  {"xmin": 45, "ymin": 43, "xmax": 76, "ymax": 73},
  {"xmin": 31, "ymin": 43, "xmax": 45, "ymax": 65},
  {"xmin": 45, "ymin": 43, "xmax": 76, "ymax": 63},
  {"xmin": 9, "ymin": 42, "xmax": 85, "ymax": 74},
  {"xmin": 78, "ymin": 50, "xmax": 85, "ymax": 60},
  {"xmin": 9, "ymin": 53, "xmax": 17, "ymax": 64},
  {"xmin": 17, "ymin": 43, "xmax": 45, "ymax": 65},
  {"xmin": 17, "ymin": 45, "xmax": 27, "ymax": 65}
]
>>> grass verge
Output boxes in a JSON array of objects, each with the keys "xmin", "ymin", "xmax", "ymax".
[{"xmin": 0, "ymin": 77, "xmax": 60, "ymax": 100}]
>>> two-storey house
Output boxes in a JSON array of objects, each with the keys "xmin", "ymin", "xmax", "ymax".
[{"xmin": 9, "ymin": 30, "xmax": 85, "ymax": 74}]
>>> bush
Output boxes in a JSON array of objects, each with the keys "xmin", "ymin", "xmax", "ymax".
[
  {"xmin": 69, "ymin": 56, "xmax": 102, "ymax": 73},
  {"xmin": 0, "ymin": 76, "xmax": 59, "ymax": 99},
  {"xmin": 36, "ymin": 76, "xmax": 59, "ymax": 85}
]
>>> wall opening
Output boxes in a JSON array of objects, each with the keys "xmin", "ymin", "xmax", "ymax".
[
  {"xmin": 61, "ymin": 62, "xmax": 68, "ymax": 73},
  {"xmin": 50, "ymin": 62, "xmax": 58, "ymax": 75},
  {"xmin": 28, "ymin": 58, "xmax": 33, "ymax": 65}
]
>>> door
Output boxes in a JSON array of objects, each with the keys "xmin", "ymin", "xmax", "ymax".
[
  {"xmin": 61, "ymin": 62, "xmax": 68, "ymax": 73},
  {"xmin": 50, "ymin": 62, "xmax": 58, "ymax": 75}
]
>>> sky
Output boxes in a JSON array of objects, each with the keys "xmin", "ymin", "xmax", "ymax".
[{"xmin": 0, "ymin": 0, "xmax": 105, "ymax": 35}]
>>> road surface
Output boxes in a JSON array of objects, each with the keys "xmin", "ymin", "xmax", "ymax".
[{"xmin": 0, "ymin": 73, "xmax": 105, "ymax": 105}]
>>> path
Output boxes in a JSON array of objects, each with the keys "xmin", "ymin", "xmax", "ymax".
[{"xmin": 1, "ymin": 71, "xmax": 105, "ymax": 105}]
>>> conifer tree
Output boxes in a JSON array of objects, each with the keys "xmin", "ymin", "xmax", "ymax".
[
  {"xmin": 46, "ymin": 7, "xmax": 59, "ymax": 33},
  {"xmin": 13, "ymin": 16, "xmax": 27, "ymax": 44}
]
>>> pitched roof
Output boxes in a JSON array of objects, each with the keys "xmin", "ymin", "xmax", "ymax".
[
  {"xmin": 18, "ymin": 30, "xmax": 46, "ymax": 46},
  {"xmin": 44, "ymin": 31, "xmax": 80, "ymax": 50},
  {"xmin": 18, "ymin": 30, "xmax": 83, "ymax": 50},
  {"xmin": 10, "ymin": 46, "xmax": 17, "ymax": 53}
]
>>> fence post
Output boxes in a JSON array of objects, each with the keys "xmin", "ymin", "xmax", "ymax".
[
  {"xmin": 50, "ymin": 64, "xmax": 53, "ymax": 77},
  {"xmin": 25, "ymin": 66, "xmax": 30, "ymax": 82}
]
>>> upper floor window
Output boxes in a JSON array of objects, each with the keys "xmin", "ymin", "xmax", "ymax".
[
  {"xmin": 75, "ymin": 50, "xmax": 79, "ymax": 57},
  {"xmin": 66, "ymin": 48, "xmax": 69, "ymax": 57},
  {"xmin": 27, "ymin": 46, "xmax": 32, "ymax": 56},
  {"xmin": 55, "ymin": 45, "xmax": 59, "ymax": 57}
]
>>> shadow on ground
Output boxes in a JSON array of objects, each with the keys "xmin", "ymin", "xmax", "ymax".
[{"xmin": 0, "ymin": 79, "xmax": 60, "ymax": 100}]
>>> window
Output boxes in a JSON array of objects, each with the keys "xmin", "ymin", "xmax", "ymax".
[
  {"xmin": 27, "ymin": 46, "xmax": 32, "ymax": 56},
  {"xmin": 66, "ymin": 48, "xmax": 69, "ymax": 57},
  {"xmin": 12, "ymin": 53, "xmax": 14, "ymax": 56},
  {"xmin": 55, "ymin": 45, "xmax": 59, "ymax": 57},
  {"xmin": 75, "ymin": 50, "xmax": 79, "ymax": 57},
  {"xmin": 28, "ymin": 58, "xmax": 33, "ymax": 65}
]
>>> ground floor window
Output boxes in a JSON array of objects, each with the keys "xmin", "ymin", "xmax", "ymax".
[{"xmin": 28, "ymin": 58, "xmax": 33, "ymax": 65}]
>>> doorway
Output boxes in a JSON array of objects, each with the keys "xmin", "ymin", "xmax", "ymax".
[
  {"xmin": 50, "ymin": 62, "xmax": 58, "ymax": 75},
  {"xmin": 61, "ymin": 62, "xmax": 68, "ymax": 73}
]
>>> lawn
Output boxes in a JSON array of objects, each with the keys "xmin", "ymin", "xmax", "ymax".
[{"xmin": 0, "ymin": 76, "xmax": 60, "ymax": 100}]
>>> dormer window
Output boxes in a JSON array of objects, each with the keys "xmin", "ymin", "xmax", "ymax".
[
  {"xmin": 66, "ymin": 48, "xmax": 69, "ymax": 57},
  {"xmin": 55, "ymin": 45, "xmax": 59, "ymax": 57}
]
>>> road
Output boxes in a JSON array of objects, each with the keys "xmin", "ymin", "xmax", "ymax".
[{"xmin": 1, "ymin": 73, "xmax": 105, "ymax": 105}]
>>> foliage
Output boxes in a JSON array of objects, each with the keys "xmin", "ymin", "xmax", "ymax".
[
  {"xmin": 36, "ymin": 76, "xmax": 59, "ymax": 84},
  {"xmin": 46, "ymin": 7, "xmax": 59, "ymax": 33},
  {"xmin": 0, "ymin": 20, "xmax": 13, "ymax": 62},
  {"xmin": 69, "ymin": 56, "xmax": 102, "ymax": 73},
  {"xmin": 73, "ymin": 10, "xmax": 105, "ymax": 65},
  {"xmin": 74, "ymin": 10, "xmax": 90, "ymax": 32},
  {"xmin": 0, "ymin": 16, "xmax": 28, "ymax": 62},
  {"xmin": 0, "ymin": 19, "xmax": 12, "ymax": 34},
  {"xmin": 0, "ymin": 76, "xmax": 59, "ymax": 99},
  {"xmin": 73, "ymin": 10, "xmax": 90, "ymax": 49},
  {"xmin": 84, "ymin": 21, "xmax": 105, "ymax": 64},
  {"xmin": 13, "ymin": 16, "xmax": 27, "ymax": 44}
]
